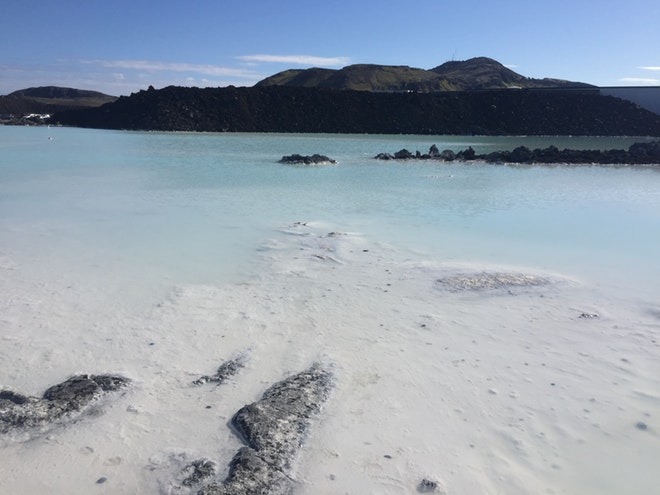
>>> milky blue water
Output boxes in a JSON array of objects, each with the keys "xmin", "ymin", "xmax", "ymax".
[
  {"xmin": 2, "ymin": 126, "xmax": 659, "ymax": 301},
  {"xmin": 2, "ymin": 126, "xmax": 660, "ymax": 495}
]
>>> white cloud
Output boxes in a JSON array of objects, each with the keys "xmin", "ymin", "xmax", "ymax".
[
  {"xmin": 236, "ymin": 54, "xmax": 350, "ymax": 66},
  {"xmin": 638, "ymin": 66, "xmax": 660, "ymax": 71},
  {"xmin": 82, "ymin": 59, "xmax": 261, "ymax": 79},
  {"xmin": 620, "ymin": 77, "xmax": 660, "ymax": 85}
]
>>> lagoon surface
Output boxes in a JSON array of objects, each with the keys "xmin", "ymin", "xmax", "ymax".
[{"xmin": 1, "ymin": 127, "xmax": 659, "ymax": 494}]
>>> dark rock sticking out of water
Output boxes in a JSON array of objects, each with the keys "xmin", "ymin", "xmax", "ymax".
[
  {"xmin": 376, "ymin": 141, "xmax": 660, "ymax": 165},
  {"xmin": 198, "ymin": 363, "xmax": 334, "ymax": 495},
  {"xmin": 0, "ymin": 374, "xmax": 130, "ymax": 434},
  {"xmin": 193, "ymin": 353, "xmax": 249, "ymax": 386},
  {"xmin": 278, "ymin": 154, "xmax": 336, "ymax": 165}
]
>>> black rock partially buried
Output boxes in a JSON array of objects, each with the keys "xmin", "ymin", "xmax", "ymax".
[
  {"xmin": 0, "ymin": 374, "xmax": 130, "ymax": 435},
  {"xmin": 198, "ymin": 363, "xmax": 333, "ymax": 495},
  {"xmin": 193, "ymin": 353, "xmax": 249, "ymax": 386}
]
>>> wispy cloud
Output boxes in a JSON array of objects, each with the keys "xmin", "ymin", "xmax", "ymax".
[
  {"xmin": 3, "ymin": 55, "xmax": 353, "ymax": 96},
  {"xmin": 236, "ymin": 54, "xmax": 350, "ymax": 66},
  {"xmin": 620, "ymin": 77, "xmax": 660, "ymax": 85},
  {"xmin": 639, "ymin": 66, "xmax": 660, "ymax": 71},
  {"xmin": 82, "ymin": 59, "xmax": 261, "ymax": 79}
]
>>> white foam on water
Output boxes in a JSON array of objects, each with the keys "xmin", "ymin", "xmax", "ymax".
[{"xmin": 2, "ymin": 221, "xmax": 658, "ymax": 494}]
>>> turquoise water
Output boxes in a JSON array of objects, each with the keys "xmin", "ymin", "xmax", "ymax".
[{"xmin": 2, "ymin": 126, "xmax": 659, "ymax": 298}]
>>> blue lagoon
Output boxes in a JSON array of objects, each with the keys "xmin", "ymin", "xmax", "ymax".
[{"xmin": 1, "ymin": 126, "xmax": 659, "ymax": 494}]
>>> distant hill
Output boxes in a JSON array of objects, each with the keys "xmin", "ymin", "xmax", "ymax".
[
  {"xmin": 0, "ymin": 86, "xmax": 117, "ymax": 117},
  {"xmin": 256, "ymin": 57, "xmax": 593, "ymax": 92}
]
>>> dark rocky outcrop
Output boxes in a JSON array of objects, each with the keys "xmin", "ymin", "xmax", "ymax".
[
  {"xmin": 278, "ymin": 154, "xmax": 336, "ymax": 165},
  {"xmin": 198, "ymin": 363, "xmax": 333, "ymax": 495},
  {"xmin": 193, "ymin": 353, "xmax": 249, "ymax": 386},
  {"xmin": 0, "ymin": 374, "xmax": 130, "ymax": 434},
  {"xmin": 376, "ymin": 141, "xmax": 660, "ymax": 165},
  {"xmin": 52, "ymin": 85, "xmax": 660, "ymax": 136}
]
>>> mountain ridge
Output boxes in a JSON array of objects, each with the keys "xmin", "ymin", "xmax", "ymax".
[
  {"xmin": 0, "ymin": 86, "xmax": 116, "ymax": 121},
  {"xmin": 6, "ymin": 57, "xmax": 660, "ymax": 136},
  {"xmin": 256, "ymin": 57, "xmax": 593, "ymax": 92}
]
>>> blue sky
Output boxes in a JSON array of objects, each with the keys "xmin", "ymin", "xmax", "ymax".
[{"xmin": 2, "ymin": 0, "xmax": 659, "ymax": 95}]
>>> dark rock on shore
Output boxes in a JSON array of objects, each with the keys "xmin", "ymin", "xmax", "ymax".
[
  {"xmin": 0, "ymin": 374, "xmax": 130, "ymax": 434},
  {"xmin": 198, "ymin": 363, "xmax": 333, "ymax": 495},
  {"xmin": 193, "ymin": 353, "xmax": 248, "ymax": 386},
  {"xmin": 375, "ymin": 141, "xmax": 660, "ymax": 165},
  {"xmin": 278, "ymin": 154, "xmax": 336, "ymax": 165},
  {"xmin": 417, "ymin": 478, "xmax": 441, "ymax": 493}
]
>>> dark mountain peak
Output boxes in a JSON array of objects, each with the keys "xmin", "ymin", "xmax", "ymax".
[
  {"xmin": 431, "ymin": 56, "xmax": 505, "ymax": 72},
  {"xmin": 1, "ymin": 86, "xmax": 117, "ymax": 118},
  {"xmin": 430, "ymin": 57, "xmax": 529, "ymax": 89},
  {"xmin": 257, "ymin": 63, "xmax": 442, "ymax": 91},
  {"xmin": 255, "ymin": 67, "xmax": 336, "ymax": 89},
  {"xmin": 431, "ymin": 56, "xmax": 592, "ymax": 90},
  {"xmin": 9, "ymin": 86, "xmax": 115, "ymax": 99}
]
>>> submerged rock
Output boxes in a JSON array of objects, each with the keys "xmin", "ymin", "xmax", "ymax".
[
  {"xmin": 198, "ymin": 363, "xmax": 333, "ymax": 495},
  {"xmin": 436, "ymin": 272, "xmax": 550, "ymax": 292},
  {"xmin": 278, "ymin": 154, "xmax": 336, "ymax": 165},
  {"xmin": 0, "ymin": 374, "xmax": 130, "ymax": 434}
]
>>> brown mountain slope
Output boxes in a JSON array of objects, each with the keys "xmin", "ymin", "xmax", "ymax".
[
  {"xmin": 0, "ymin": 86, "xmax": 116, "ymax": 115},
  {"xmin": 256, "ymin": 57, "xmax": 592, "ymax": 92},
  {"xmin": 430, "ymin": 57, "xmax": 589, "ymax": 90}
]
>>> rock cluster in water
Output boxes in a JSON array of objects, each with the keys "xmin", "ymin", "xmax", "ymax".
[
  {"xmin": 375, "ymin": 140, "xmax": 660, "ymax": 165},
  {"xmin": 197, "ymin": 363, "xmax": 333, "ymax": 495},
  {"xmin": 278, "ymin": 154, "xmax": 336, "ymax": 165},
  {"xmin": 0, "ymin": 374, "xmax": 130, "ymax": 434}
]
